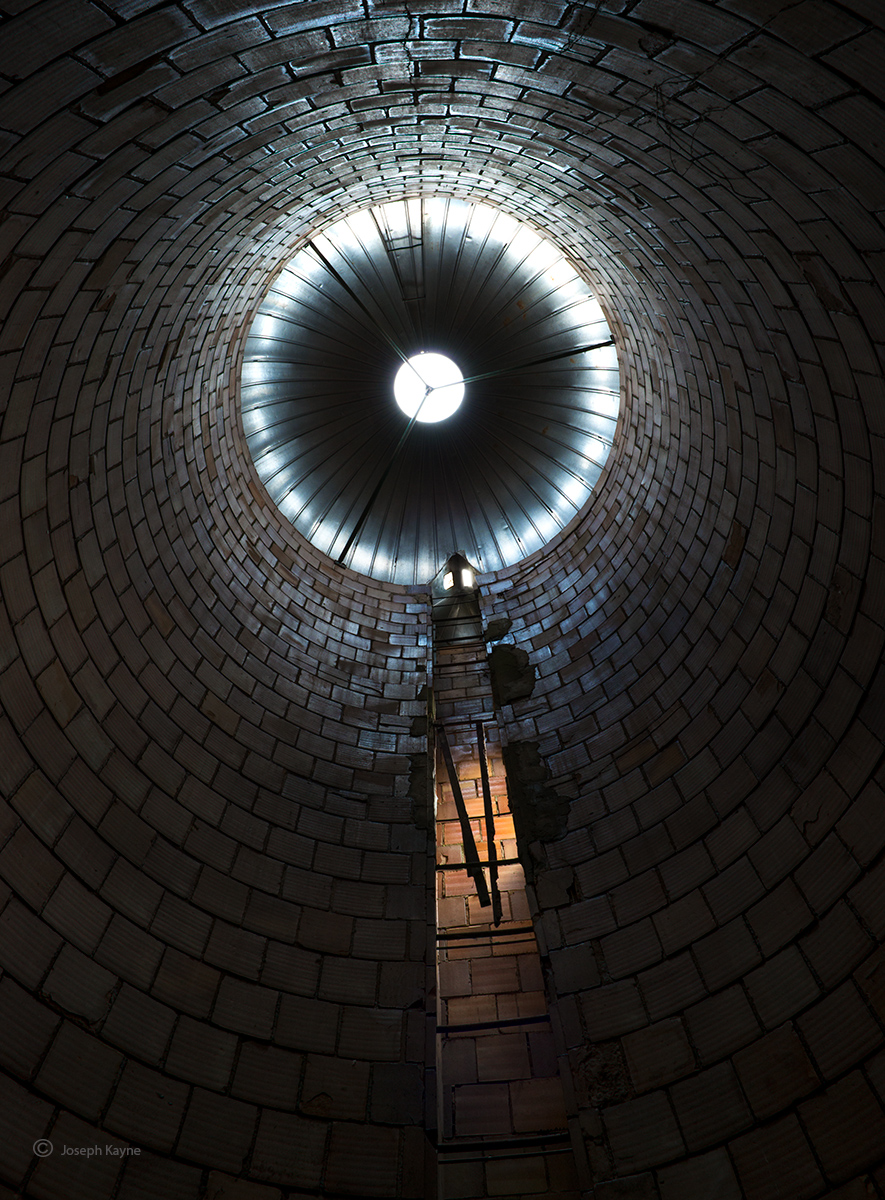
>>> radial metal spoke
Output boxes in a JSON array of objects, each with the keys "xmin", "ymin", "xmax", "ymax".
[
  {"xmin": 305, "ymin": 237, "xmax": 412, "ymax": 367},
  {"xmin": 457, "ymin": 338, "xmax": 616, "ymax": 386}
]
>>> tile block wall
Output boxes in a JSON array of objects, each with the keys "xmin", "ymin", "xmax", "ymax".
[{"xmin": 1, "ymin": 1, "xmax": 884, "ymax": 1198}]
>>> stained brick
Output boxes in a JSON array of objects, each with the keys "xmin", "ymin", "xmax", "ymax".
[
  {"xmin": 276, "ymin": 994, "xmax": 339, "ymax": 1054},
  {"xmin": 734, "ymin": 1024, "xmax": 819, "ymax": 1119},
  {"xmin": 685, "ymin": 985, "xmax": 760, "ymax": 1063},
  {"xmin": 800, "ymin": 1074, "xmax": 885, "ymax": 1184},
  {"xmin": 1, "ymin": 4, "xmax": 885, "ymax": 1197},
  {"xmin": 232, "ymin": 1042, "xmax": 302, "ymax": 1109},
  {"xmin": 638, "ymin": 953, "xmax": 706, "ymax": 1020},
  {"xmin": 165, "ymin": 1016, "xmax": 237, "ymax": 1090},
  {"xmin": 36, "ymin": 1021, "xmax": 122, "ymax": 1120},
  {"xmin": 745, "ymin": 946, "xmax": 820, "ymax": 1029},
  {"xmin": 0, "ymin": 976, "xmax": 60, "ymax": 1079},
  {"xmin": 622, "ymin": 1019, "xmax": 695, "ymax": 1092},
  {"xmin": 43, "ymin": 943, "xmax": 117, "ymax": 1022},
  {"xmin": 324, "ymin": 1123, "xmax": 399, "ymax": 1196},
  {"xmin": 731, "ymin": 1114, "xmax": 823, "ymax": 1200},
  {"xmin": 28, "ymin": 1114, "xmax": 126, "ymax": 1200},
  {"xmin": 250, "ymin": 1109, "xmax": 327, "ymax": 1188},
  {"xmin": 106, "ymin": 1061, "xmax": 189, "ymax": 1152},
  {"xmin": 797, "ymin": 982, "xmax": 882, "ymax": 1080},
  {"xmin": 670, "ymin": 1061, "xmax": 753, "ymax": 1151},
  {"xmin": 657, "ymin": 1148, "xmax": 742, "ymax": 1200},
  {"xmin": 693, "ymin": 918, "xmax": 762, "ymax": 991},
  {"xmin": 115, "ymin": 1152, "xmax": 203, "ymax": 1200},
  {"xmin": 604, "ymin": 1090, "xmax": 685, "ymax": 1173},
  {"xmin": 176, "ymin": 1089, "xmax": 258, "ymax": 1173},
  {"xmin": 101, "ymin": 984, "xmax": 176, "ymax": 1065}
]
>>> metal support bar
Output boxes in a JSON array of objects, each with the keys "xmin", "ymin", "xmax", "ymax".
[
  {"xmin": 432, "ymin": 713, "xmax": 495, "ymax": 727},
  {"xmin": 437, "ymin": 1013, "xmax": 551, "ymax": 1034},
  {"xmin": 437, "ymin": 924, "xmax": 534, "ymax": 939},
  {"xmin": 457, "ymin": 337, "xmax": 616, "ymax": 386},
  {"xmin": 436, "ymin": 723, "xmax": 491, "ymax": 908},
  {"xmin": 305, "ymin": 237, "xmax": 410, "ymax": 366},
  {"xmin": 476, "ymin": 720, "xmax": 502, "ymax": 926},
  {"xmin": 305, "ymin": 237, "xmax": 437, "ymax": 568},
  {"xmin": 334, "ymin": 411, "xmax": 418, "ymax": 565},
  {"xmin": 436, "ymin": 1133, "xmax": 571, "ymax": 1155},
  {"xmin": 436, "ymin": 856, "xmax": 521, "ymax": 871},
  {"xmin": 437, "ymin": 936, "xmax": 534, "ymax": 950}
]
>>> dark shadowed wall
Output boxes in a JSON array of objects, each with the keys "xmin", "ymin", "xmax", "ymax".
[{"xmin": 1, "ymin": 1, "xmax": 884, "ymax": 1198}]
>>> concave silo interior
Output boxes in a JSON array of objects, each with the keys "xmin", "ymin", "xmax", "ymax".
[{"xmin": 0, "ymin": 4, "xmax": 884, "ymax": 1200}]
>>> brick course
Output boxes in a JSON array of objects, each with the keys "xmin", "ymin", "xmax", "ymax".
[{"xmin": 0, "ymin": 0, "xmax": 884, "ymax": 1195}]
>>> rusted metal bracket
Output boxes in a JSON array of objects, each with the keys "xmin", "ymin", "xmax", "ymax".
[
  {"xmin": 475, "ymin": 720, "xmax": 503, "ymax": 926},
  {"xmin": 436, "ymin": 722, "xmax": 491, "ymax": 908}
]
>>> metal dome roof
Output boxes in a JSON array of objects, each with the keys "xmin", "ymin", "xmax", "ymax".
[{"xmin": 241, "ymin": 196, "xmax": 620, "ymax": 584}]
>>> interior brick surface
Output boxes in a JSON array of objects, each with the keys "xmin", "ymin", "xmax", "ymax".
[{"xmin": 1, "ymin": 1, "xmax": 884, "ymax": 1197}]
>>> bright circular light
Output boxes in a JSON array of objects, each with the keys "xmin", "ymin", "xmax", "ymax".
[{"xmin": 394, "ymin": 352, "xmax": 465, "ymax": 422}]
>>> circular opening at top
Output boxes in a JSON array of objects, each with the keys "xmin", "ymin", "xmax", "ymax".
[
  {"xmin": 394, "ymin": 352, "xmax": 465, "ymax": 423},
  {"xmin": 241, "ymin": 195, "xmax": 621, "ymax": 583}
]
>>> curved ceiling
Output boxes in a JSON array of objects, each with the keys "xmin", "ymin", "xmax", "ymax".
[
  {"xmin": 1, "ymin": 3, "xmax": 885, "ymax": 1198},
  {"xmin": 241, "ymin": 196, "xmax": 620, "ymax": 583}
]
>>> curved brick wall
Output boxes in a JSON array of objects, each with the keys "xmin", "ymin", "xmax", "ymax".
[{"xmin": 0, "ymin": 2, "xmax": 884, "ymax": 1198}]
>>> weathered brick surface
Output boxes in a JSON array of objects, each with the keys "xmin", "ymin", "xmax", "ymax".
[
  {"xmin": 730, "ymin": 1114, "xmax": 824, "ymax": 1200},
  {"xmin": 1, "ymin": 1, "xmax": 884, "ymax": 1195}
]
